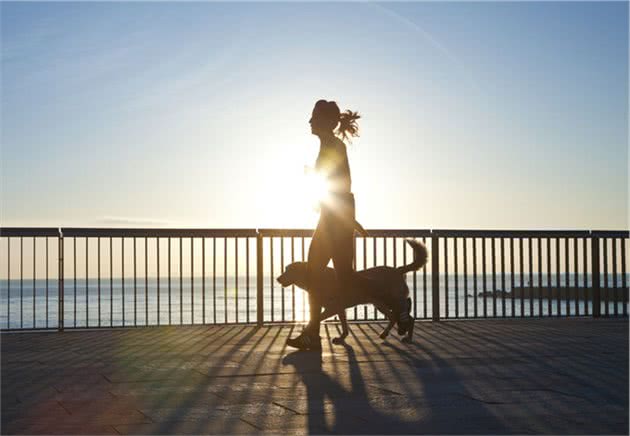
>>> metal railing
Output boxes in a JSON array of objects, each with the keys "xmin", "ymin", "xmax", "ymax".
[{"xmin": 0, "ymin": 228, "xmax": 628, "ymax": 331}]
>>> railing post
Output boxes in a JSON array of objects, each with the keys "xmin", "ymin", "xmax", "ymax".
[
  {"xmin": 256, "ymin": 230, "xmax": 264, "ymax": 327},
  {"xmin": 592, "ymin": 233, "xmax": 601, "ymax": 318},
  {"xmin": 58, "ymin": 228, "xmax": 64, "ymax": 331},
  {"xmin": 432, "ymin": 231, "xmax": 440, "ymax": 322}
]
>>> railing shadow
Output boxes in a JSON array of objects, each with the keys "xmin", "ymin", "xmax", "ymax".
[{"xmin": 282, "ymin": 325, "xmax": 510, "ymax": 435}]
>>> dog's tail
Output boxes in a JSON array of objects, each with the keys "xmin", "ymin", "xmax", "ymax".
[{"xmin": 396, "ymin": 239, "xmax": 429, "ymax": 274}]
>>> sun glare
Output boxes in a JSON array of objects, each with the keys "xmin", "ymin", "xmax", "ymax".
[{"xmin": 304, "ymin": 169, "xmax": 330, "ymax": 211}]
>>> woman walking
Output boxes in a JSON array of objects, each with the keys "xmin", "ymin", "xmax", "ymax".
[{"xmin": 286, "ymin": 100, "xmax": 411, "ymax": 351}]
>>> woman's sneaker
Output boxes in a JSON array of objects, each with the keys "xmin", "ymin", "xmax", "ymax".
[{"xmin": 286, "ymin": 330, "xmax": 322, "ymax": 351}]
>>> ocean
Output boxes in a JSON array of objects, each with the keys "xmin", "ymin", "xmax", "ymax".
[{"xmin": 0, "ymin": 273, "xmax": 627, "ymax": 330}]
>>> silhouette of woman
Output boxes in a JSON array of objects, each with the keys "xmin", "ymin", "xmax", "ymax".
[{"xmin": 286, "ymin": 100, "xmax": 411, "ymax": 350}]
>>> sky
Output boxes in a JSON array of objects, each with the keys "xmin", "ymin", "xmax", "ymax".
[{"xmin": 1, "ymin": 1, "xmax": 628, "ymax": 231}]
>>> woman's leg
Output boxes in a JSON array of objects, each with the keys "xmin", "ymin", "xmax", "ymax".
[
  {"xmin": 304, "ymin": 222, "xmax": 333, "ymax": 335},
  {"xmin": 286, "ymin": 218, "xmax": 332, "ymax": 350}
]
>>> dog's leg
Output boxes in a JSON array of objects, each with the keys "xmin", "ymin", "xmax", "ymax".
[
  {"xmin": 332, "ymin": 310, "xmax": 349, "ymax": 345},
  {"xmin": 314, "ymin": 306, "xmax": 338, "ymax": 325},
  {"xmin": 374, "ymin": 303, "xmax": 396, "ymax": 339},
  {"xmin": 382, "ymin": 319, "xmax": 395, "ymax": 339},
  {"xmin": 402, "ymin": 316, "xmax": 415, "ymax": 343},
  {"xmin": 401, "ymin": 298, "xmax": 414, "ymax": 343}
]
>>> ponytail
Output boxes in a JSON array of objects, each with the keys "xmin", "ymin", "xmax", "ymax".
[{"xmin": 336, "ymin": 110, "xmax": 361, "ymax": 142}]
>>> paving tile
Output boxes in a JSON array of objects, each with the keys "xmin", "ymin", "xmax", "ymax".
[
  {"xmin": 138, "ymin": 402, "xmax": 293, "ymax": 423},
  {"xmin": 114, "ymin": 418, "xmax": 259, "ymax": 435},
  {"xmin": 2, "ymin": 420, "xmax": 119, "ymax": 435}
]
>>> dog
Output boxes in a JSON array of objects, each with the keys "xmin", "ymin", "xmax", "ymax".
[{"xmin": 276, "ymin": 239, "xmax": 428, "ymax": 344}]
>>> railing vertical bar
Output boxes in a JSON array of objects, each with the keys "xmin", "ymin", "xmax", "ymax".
[
  {"xmin": 246, "ymin": 237, "xmax": 250, "ymax": 324},
  {"xmin": 444, "ymin": 237, "xmax": 449, "ymax": 319},
  {"xmin": 157, "ymin": 237, "xmax": 160, "ymax": 326},
  {"xmin": 383, "ymin": 237, "xmax": 387, "ymax": 267},
  {"xmin": 360, "ymin": 236, "xmax": 365, "ymax": 320},
  {"xmin": 291, "ymin": 237, "xmax": 295, "ymax": 322},
  {"xmin": 46, "ymin": 237, "xmax": 49, "ymax": 328},
  {"xmin": 592, "ymin": 236, "xmax": 601, "ymax": 317},
  {"xmin": 19, "ymin": 237, "xmax": 23, "ymax": 329},
  {"xmin": 73, "ymin": 237, "xmax": 76, "ymax": 328},
  {"xmin": 7, "ymin": 237, "xmax": 10, "ymax": 329},
  {"xmin": 168, "ymin": 237, "xmax": 171, "ymax": 325},
  {"xmin": 453, "ymin": 237, "xmax": 458, "ymax": 318},
  {"xmin": 519, "ymin": 238, "xmax": 524, "ymax": 318},
  {"xmin": 145, "ymin": 238, "xmax": 148, "ymax": 325},
  {"xmin": 59, "ymin": 232, "xmax": 64, "ymax": 331},
  {"xmin": 547, "ymin": 238, "xmax": 552, "ymax": 317},
  {"xmin": 281, "ymin": 237, "xmax": 285, "ymax": 322},
  {"xmin": 353, "ymin": 237, "xmax": 356, "ymax": 298},
  {"xmin": 109, "ymin": 237, "xmax": 113, "ymax": 327},
  {"xmin": 19, "ymin": 237, "xmax": 23, "ymax": 328},
  {"xmin": 537, "ymin": 238, "xmax": 542, "ymax": 317},
  {"xmin": 97, "ymin": 238, "xmax": 100, "ymax": 327},
  {"xmin": 603, "ymin": 238, "xmax": 609, "ymax": 316},
  {"xmin": 133, "ymin": 237, "xmax": 137, "ymax": 327},
  {"xmin": 370, "ymin": 237, "xmax": 376, "ymax": 319},
  {"xmin": 85, "ymin": 238, "xmax": 88, "ymax": 327},
  {"xmin": 122, "ymin": 237, "xmax": 125, "ymax": 327},
  {"xmin": 565, "ymin": 238, "xmax": 570, "ymax": 316},
  {"xmin": 622, "ymin": 238, "xmax": 627, "ymax": 317},
  {"xmin": 501, "ymin": 238, "xmax": 506, "ymax": 318},
  {"xmin": 301, "ymin": 236, "xmax": 305, "ymax": 321},
  {"xmin": 473, "ymin": 237, "xmax": 478, "ymax": 318},
  {"xmin": 256, "ymin": 233, "xmax": 263, "ymax": 327},
  {"xmin": 431, "ymin": 233, "xmax": 439, "ymax": 321},
  {"xmin": 403, "ymin": 238, "xmax": 409, "ymax": 318},
  {"xmin": 528, "ymin": 238, "xmax": 533, "ymax": 317},
  {"xmin": 224, "ymin": 238, "xmax": 227, "ymax": 323},
  {"xmin": 202, "ymin": 238, "xmax": 206, "ymax": 324},
  {"xmin": 612, "ymin": 238, "xmax": 618, "ymax": 316},
  {"xmin": 191, "ymin": 237, "xmax": 194, "ymax": 324},
  {"xmin": 411, "ymin": 238, "xmax": 417, "ymax": 318},
  {"xmin": 234, "ymin": 237, "xmax": 238, "ymax": 324},
  {"xmin": 180, "ymin": 237, "xmax": 183, "ymax": 325},
  {"xmin": 213, "ymin": 237, "xmax": 217, "ymax": 324},
  {"xmin": 491, "ymin": 238, "xmax": 496, "ymax": 317},
  {"xmin": 380, "ymin": 237, "xmax": 386, "ymax": 319},
  {"xmin": 555, "ymin": 238, "xmax": 561, "ymax": 317},
  {"xmin": 155, "ymin": 238, "xmax": 162, "ymax": 325},
  {"xmin": 509, "ymin": 238, "xmax": 514, "ymax": 317},
  {"xmin": 583, "ymin": 237, "xmax": 589, "ymax": 316},
  {"xmin": 463, "ymin": 238, "xmax": 468, "ymax": 318},
  {"xmin": 270, "ymin": 236, "xmax": 274, "ymax": 323},
  {"xmin": 423, "ymin": 236, "xmax": 427, "ymax": 319},
  {"xmin": 482, "ymin": 237, "xmax": 487, "ymax": 318},
  {"xmin": 574, "ymin": 237, "xmax": 579, "ymax": 316},
  {"xmin": 33, "ymin": 238, "xmax": 36, "ymax": 328}
]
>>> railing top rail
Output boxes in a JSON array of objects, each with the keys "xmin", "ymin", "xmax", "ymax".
[
  {"xmin": 0, "ymin": 227, "xmax": 59, "ymax": 237},
  {"xmin": 0, "ymin": 228, "xmax": 628, "ymax": 239},
  {"xmin": 60, "ymin": 228, "xmax": 258, "ymax": 238},
  {"xmin": 431, "ymin": 230, "xmax": 593, "ymax": 238},
  {"xmin": 257, "ymin": 229, "xmax": 432, "ymax": 237},
  {"xmin": 591, "ymin": 230, "xmax": 630, "ymax": 238}
]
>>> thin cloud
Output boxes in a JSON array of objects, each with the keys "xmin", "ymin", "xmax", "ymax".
[{"xmin": 98, "ymin": 216, "xmax": 173, "ymax": 226}]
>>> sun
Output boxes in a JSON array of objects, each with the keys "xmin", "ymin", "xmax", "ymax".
[
  {"xmin": 303, "ymin": 166, "xmax": 330, "ymax": 210},
  {"xmin": 262, "ymin": 165, "xmax": 330, "ymax": 228}
]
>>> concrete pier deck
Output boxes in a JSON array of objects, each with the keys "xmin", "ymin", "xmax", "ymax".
[{"xmin": 1, "ymin": 318, "xmax": 628, "ymax": 434}]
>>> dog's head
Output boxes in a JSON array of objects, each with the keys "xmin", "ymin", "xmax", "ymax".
[{"xmin": 277, "ymin": 262, "xmax": 309, "ymax": 288}]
